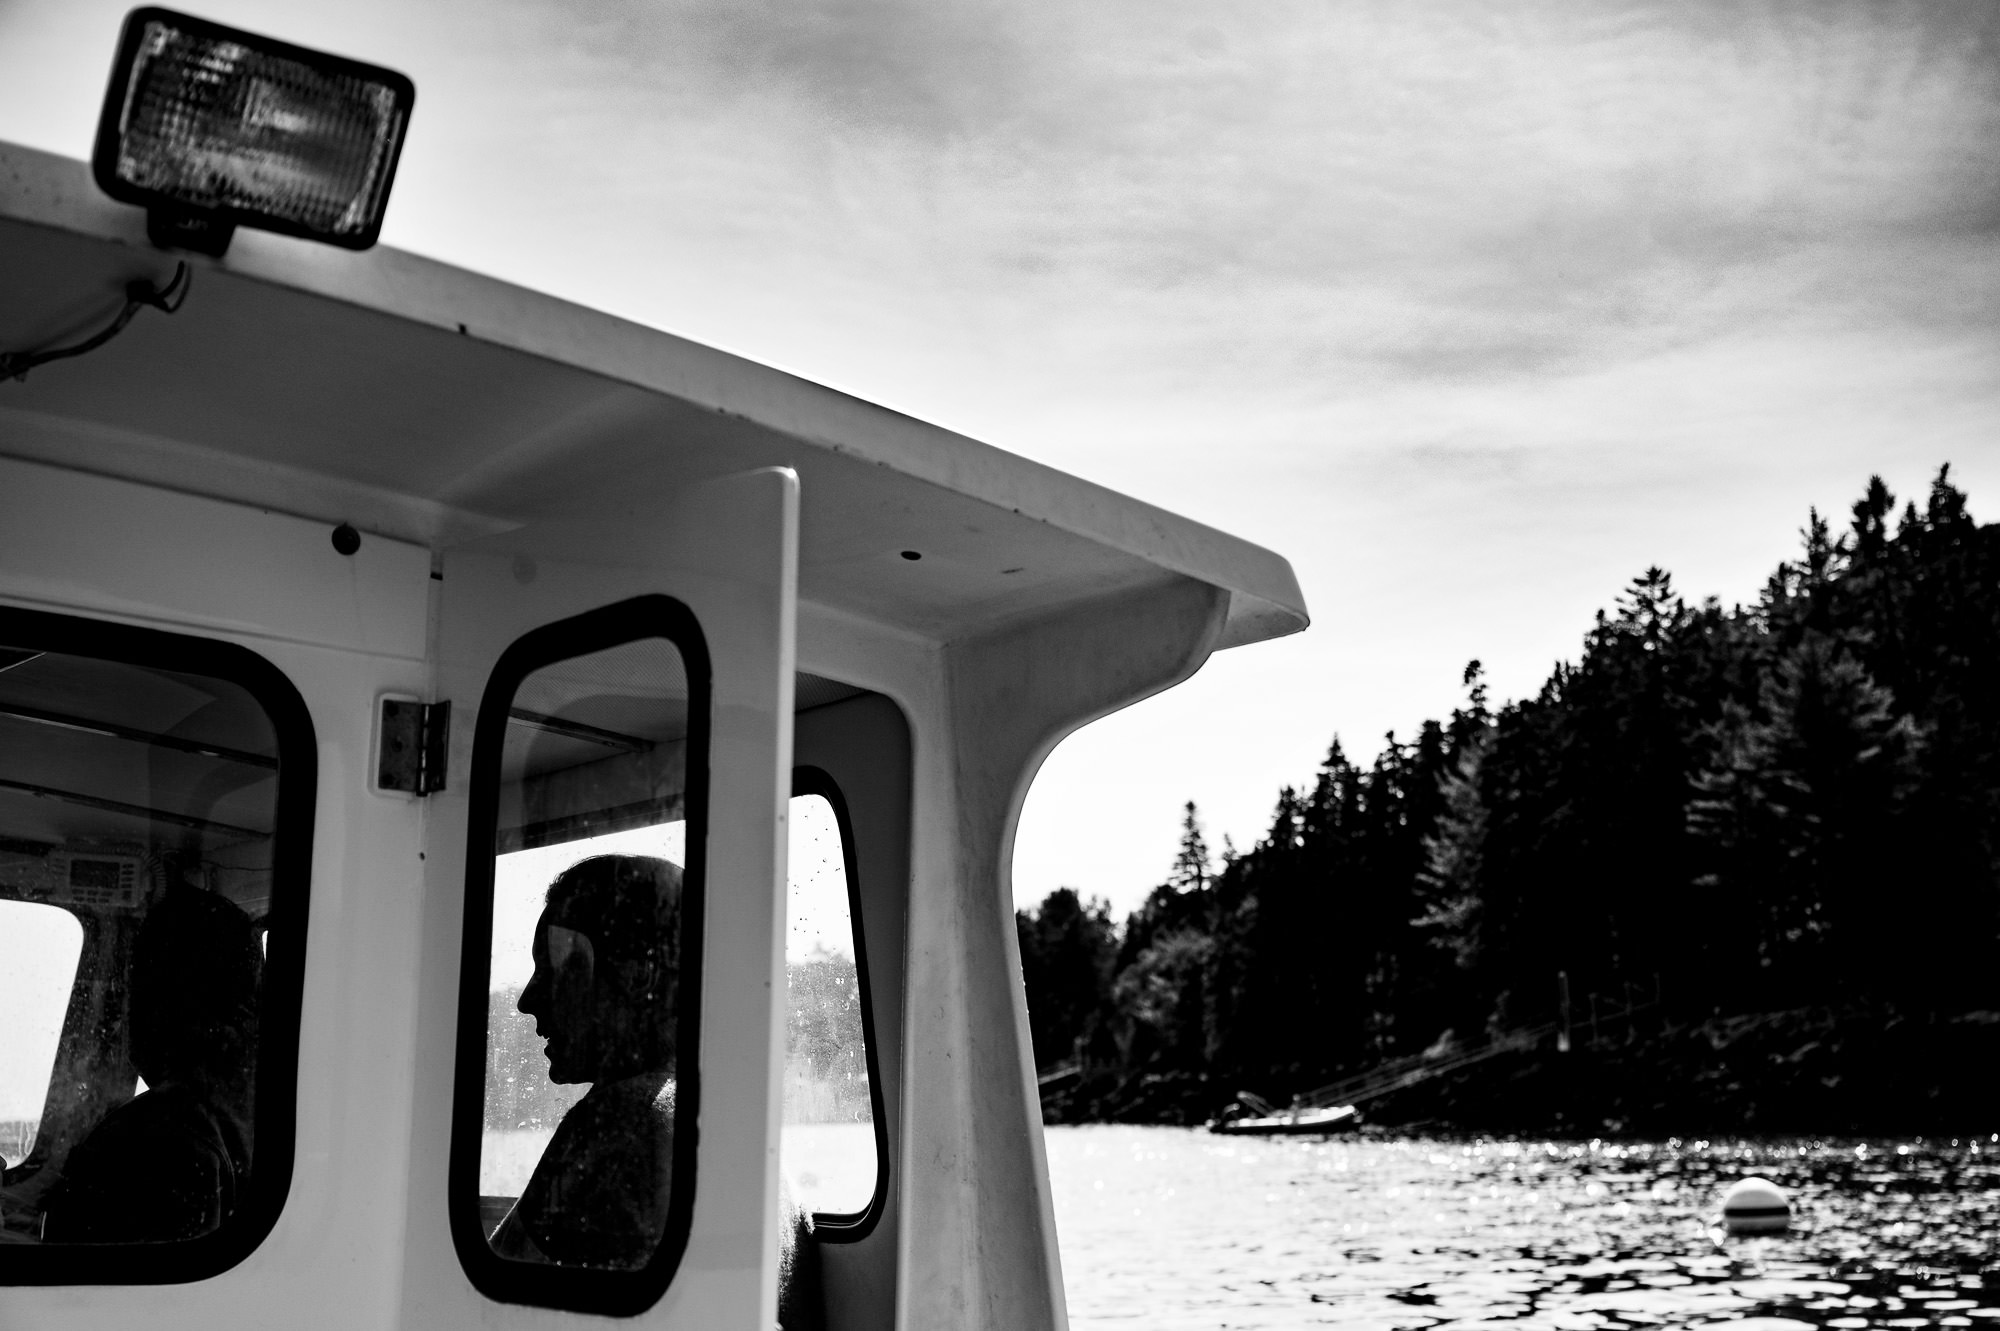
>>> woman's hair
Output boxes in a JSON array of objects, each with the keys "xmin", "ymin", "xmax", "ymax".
[
  {"xmin": 544, "ymin": 854, "xmax": 683, "ymax": 1070},
  {"xmin": 544, "ymin": 854, "xmax": 682, "ymax": 973}
]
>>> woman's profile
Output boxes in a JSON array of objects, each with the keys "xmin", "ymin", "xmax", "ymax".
[
  {"xmin": 489, "ymin": 854, "xmax": 680, "ymax": 1269},
  {"xmin": 490, "ymin": 851, "xmax": 821, "ymax": 1326}
]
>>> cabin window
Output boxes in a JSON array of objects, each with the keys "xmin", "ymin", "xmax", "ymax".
[
  {"xmin": 0, "ymin": 609, "xmax": 316, "ymax": 1284},
  {"xmin": 451, "ymin": 596, "xmax": 707, "ymax": 1316},
  {"xmin": 0, "ymin": 902, "xmax": 84, "ymax": 1171},
  {"xmin": 782, "ymin": 772, "xmax": 885, "ymax": 1233}
]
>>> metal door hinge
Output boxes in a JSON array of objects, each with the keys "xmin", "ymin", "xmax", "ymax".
[{"xmin": 378, "ymin": 698, "xmax": 450, "ymax": 794}]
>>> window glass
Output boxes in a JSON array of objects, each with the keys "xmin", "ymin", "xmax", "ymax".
[
  {"xmin": 472, "ymin": 632, "xmax": 696, "ymax": 1274},
  {"xmin": 781, "ymin": 789, "xmax": 879, "ymax": 1219},
  {"xmin": 0, "ymin": 626, "xmax": 309, "ymax": 1273},
  {"xmin": 481, "ymin": 819, "xmax": 686, "ymax": 1200},
  {"xmin": 0, "ymin": 902, "xmax": 84, "ymax": 1170}
]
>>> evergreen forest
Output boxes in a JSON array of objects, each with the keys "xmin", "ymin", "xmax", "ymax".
[{"xmin": 1018, "ymin": 468, "xmax": 2000, "ymax": 1135}]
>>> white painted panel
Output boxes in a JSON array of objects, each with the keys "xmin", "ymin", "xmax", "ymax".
[
  {"xmin": 0, "ymin": 454, "xmax": 430, "ymax": 660},
  {"xmin": 0, "ymin": 514, "xmax": 432, "ymax": 1326},
  {"xmin": 405, "ymin": 467, "xmax": 799, "ymax": 1329},
  {"xmin": 900, "ymin": 578, "xmax": 1228, "ymax": 1331}
]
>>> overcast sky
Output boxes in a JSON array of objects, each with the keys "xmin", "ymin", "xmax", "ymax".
[{"xmin": 3, "ymin": 0, "xmax": 1996, "ymax": 915}]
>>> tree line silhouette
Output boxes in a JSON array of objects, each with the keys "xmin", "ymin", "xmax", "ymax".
[{"xmin": 1018, "ymin": 468, "xmax": 2000, "ymax": 1125}]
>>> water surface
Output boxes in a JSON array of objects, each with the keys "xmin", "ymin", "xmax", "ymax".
[{"xmin": 1046, "ymin": 1127, "xmax": 2000, "ymax": 1331}]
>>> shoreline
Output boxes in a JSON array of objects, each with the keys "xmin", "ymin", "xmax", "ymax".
[{"xmin": 1042, "ymin": 1004, "xmax": 2000, "ymax": 1139}]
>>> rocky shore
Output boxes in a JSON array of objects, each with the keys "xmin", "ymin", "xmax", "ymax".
[{"xmin": 1045, "ymin": 1006, "xmax": 2000, "ymax": 1138}]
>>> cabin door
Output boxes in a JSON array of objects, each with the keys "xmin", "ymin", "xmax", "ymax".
[{"xmin": 414, "ymin": 467, "xmax": 799, "ymax": 1328}]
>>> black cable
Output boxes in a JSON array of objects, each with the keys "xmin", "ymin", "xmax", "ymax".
[{"xmin": 0, "ymin": 262, "xmax": 191, "ymax": 384}]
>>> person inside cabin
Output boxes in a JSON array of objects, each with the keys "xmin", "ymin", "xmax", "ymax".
[
  {"xmin": 491, "ymin": 853, "xmax": 821, "ymax": 1327},
  {"xmin": 41, "ymin": 885, "xmax": 260, "ymax": 1244},
  {"xmin": 489, "ymin": 854, "xmax": 682, "ymax": 1268}
]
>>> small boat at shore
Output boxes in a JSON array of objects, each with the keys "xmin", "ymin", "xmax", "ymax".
[{"xmin": 1209, "ymin": 1104, "xmax": 1360, "ymax": 1136}]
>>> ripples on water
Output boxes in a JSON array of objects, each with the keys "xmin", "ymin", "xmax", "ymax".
[{"xmin": 1045, "ymin": 1127, "xmax": 2000, "ymax": 1331}]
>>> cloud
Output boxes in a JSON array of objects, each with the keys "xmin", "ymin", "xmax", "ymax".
[
  {"xmin": 610, "ymin": 0, "xmax": 2000, "ymax": 396},
  {"xmin": 301, "ymin": 0, "xmax": 1997, "ymax": 426},
  {"xmin": 6, "ymin": 0, "xmax": 1997, "ymax": 908}
]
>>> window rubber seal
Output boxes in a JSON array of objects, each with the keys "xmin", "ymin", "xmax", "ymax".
[
  {"xmin": 0, "ymin": 605, "xmax": 317, "ymax": 1286},
  {"xmin": 447, "ymin": 594, "xmax": 711, "ymax": 1318},
  {"xmin": 788, "ymin": 765, "xmax": 890, "ymax": 1244}
]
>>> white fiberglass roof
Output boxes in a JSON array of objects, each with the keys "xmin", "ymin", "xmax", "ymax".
[{"xmin": 0, "ymin": 143, "xmax": 1305, "ymax": 649}]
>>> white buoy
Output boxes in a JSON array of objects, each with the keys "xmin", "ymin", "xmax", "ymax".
[{"xmin": 1721, "ymin": 1176, "xmax": 1791, "ymax": 1233}]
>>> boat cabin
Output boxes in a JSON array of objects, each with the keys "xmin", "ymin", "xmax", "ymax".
[{"xmin": 0, "ymin": 21, "xmax": 1304, "ymax": 1326}]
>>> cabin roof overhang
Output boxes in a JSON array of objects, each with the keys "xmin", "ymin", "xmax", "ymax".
[{"xmin": 0, "ymin": 143, "xmax": 1307, "ymax": 650}]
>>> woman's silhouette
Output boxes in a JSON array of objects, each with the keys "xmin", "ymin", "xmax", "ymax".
[
  {"xmin": 488, "ymin": 852, "xmax": 820, "ymax": 1326},
  {"xmin": 489, "ymin": 854, "xmax": 680, "ymax": 1268}
]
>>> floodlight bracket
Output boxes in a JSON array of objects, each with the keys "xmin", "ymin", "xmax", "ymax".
[{"xmin": 147, "ymin": 207, "xmax": 236, "ymax": 258}]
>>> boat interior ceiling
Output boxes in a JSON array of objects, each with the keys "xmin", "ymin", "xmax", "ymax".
[
  {"xmin": 0, "ymin": 145, "xmax": 1307, "ymax": 651},
  {"xmin": 0, "ymin": 646, "xmax": 278, "ymax": 918},
  {"xmin": 497, "ymin": 668, "xmax": 865, "ymax": 856}
]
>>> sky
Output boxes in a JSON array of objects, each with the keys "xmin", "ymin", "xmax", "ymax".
[{"xmin": 2, "ymin": 0, "xmax": 1997, "ymax": 916}]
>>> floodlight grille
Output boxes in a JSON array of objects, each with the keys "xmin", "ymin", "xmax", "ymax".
[{"xmin": 108, "ymin": 15, "xmax": 408, "ymax": 241}]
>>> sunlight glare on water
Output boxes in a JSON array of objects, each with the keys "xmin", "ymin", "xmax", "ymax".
[{"xmin": 1046, "ymin": 1127, "xmax": 2000, "ymax": 1331}]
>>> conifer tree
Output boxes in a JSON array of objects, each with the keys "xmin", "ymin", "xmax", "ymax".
[
  {"xmin": 1169, "ymin": 801, "xmax": 1211, "ymax": 895},
  {"xmin": 1690, "ymin": 634, "xmax": 1925, "ymax": 1003},
  {"xmin": 1015, "ymin": 888, "xmax": 1120, "ymax": 1069},
  {"xmin": 1416, "ymin": 732, "xmax": 1488, "ymax": 971}
]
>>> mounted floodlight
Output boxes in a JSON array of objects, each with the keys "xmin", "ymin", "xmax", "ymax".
[{"xmin": 91, "ymin": 7, "xmax": 414, "ymax": 256}]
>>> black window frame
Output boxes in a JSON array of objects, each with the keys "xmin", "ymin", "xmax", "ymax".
[
  {"xmin": 787, "ymin": 765, "xmax": 890, "ymax": 1242},
  {"xmin": 0, "ymin": 605, "xmax": 318, "ymax": 1286},
  {"xmin": 448, "ymin": 594, "xmax": 711, "ymax": 1318}
]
